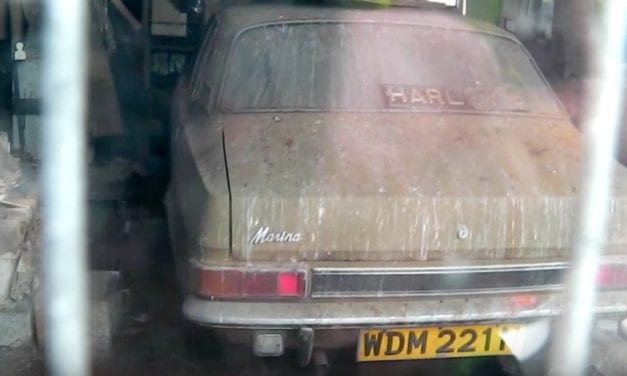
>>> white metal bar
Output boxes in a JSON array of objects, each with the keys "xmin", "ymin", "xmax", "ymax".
[
  {"xmin": 550, "ymin": 1, "xmax": 627, "ymax": 375},
  {"xmin": 41, "ymin": 0, "xmax": 90, "ymax": 374}
]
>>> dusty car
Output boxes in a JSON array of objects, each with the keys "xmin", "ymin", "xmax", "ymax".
[{"xmin": 166, "ymin": 3, "xmax": 627, "ymax": 371}]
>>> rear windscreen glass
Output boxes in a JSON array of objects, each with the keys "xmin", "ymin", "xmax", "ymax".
[{"xmin": 222, "ymin": 22, "xmax": 562, "ymax": 115}]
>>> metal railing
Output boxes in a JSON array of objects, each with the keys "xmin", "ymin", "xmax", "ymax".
[{"xmin": 41, "ymin": 0, "xmax": 90, "ymax": 375}]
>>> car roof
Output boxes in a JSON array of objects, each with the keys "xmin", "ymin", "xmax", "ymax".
[{"xmin": 217, "ymin": 3, "xmax": 515, "ymax": 40}]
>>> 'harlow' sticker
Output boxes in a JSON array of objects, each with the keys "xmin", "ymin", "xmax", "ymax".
[{"xmin": 383, "ymin": 84, "xmax": 527, "ymax": 112}]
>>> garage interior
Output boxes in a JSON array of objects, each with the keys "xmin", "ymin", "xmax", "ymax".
[{"xmin": 0, "ymin": 1, "xmax": 616, "ymax": 375}]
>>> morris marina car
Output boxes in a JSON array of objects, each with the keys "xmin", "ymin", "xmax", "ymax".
[{"xmin": 166, "ymin": 3, "xmax": 627, "ymax": 371}]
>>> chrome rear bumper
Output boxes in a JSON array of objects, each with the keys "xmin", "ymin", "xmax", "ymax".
[{"xmin": 183, "ymin": 290, "xmax": 627, "ymax": 328}]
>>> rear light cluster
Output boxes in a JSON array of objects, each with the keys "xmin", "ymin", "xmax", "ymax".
[
  {"xmin": 195, "ymin": 267, "xmax": 307, "ymax": 299},
  {"xmin": 596, "ymin": 263, "xmax": 627, "ymax": 289}
]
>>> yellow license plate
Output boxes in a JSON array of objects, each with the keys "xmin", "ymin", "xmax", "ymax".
[{"xmin": 357, "ymin": 324, "xmax": 522, "ymax": 362}]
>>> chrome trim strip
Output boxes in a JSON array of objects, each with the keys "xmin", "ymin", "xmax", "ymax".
[
  {"xmin": 312, "ymin": 262, "xmax": 569, "ymax": 274},
  {"xmin": 310, "ymin": 264, "xmax": 568, "ymax": 298},
  {"xmin": 309, "ymin": 286, "xmax": 563, "ymax": 299}
]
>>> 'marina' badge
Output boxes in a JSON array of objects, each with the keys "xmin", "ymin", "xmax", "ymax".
[{"xmin": 250, "ymin": 227, "xmax": 303, "ymax": 244}]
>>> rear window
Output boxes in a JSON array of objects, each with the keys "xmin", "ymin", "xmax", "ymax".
[{"xmin": 221, "ymin": 22, "xmax": 562, "ymax": 115}]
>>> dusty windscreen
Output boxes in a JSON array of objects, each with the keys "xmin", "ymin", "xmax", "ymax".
[{"xmin": 223, "ymin": 22, "xmax": 562, "ymax": 115}]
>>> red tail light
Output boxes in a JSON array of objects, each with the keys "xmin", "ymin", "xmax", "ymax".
[
  {"xmin": 196, "ymin": 267, "xmax": 307, "ymax": 299},
  {"xmin": 597, "ymin": 263, "xmax": 627, "ymax": 289},
  {"xmin": 277, "ymin": 272, "xmax": 301, "ymax": 296}
]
